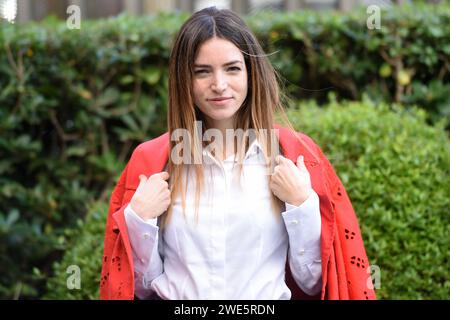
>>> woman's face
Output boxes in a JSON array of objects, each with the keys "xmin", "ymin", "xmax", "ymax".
[{"xmin": 192, "ymin": 37, "xmax": 248, "ymax": 130}]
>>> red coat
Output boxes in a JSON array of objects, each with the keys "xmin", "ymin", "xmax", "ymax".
[{"xmin": 100, "ymin": 126, "xmax": 377, "ymax": 300}]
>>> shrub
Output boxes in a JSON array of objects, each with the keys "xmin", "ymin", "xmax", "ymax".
[
  {"xmin": 287, "ymin": 96, "xmax": 449, "ymax": 299},
  {"xmin": 1, "ymin": 2, "xmax": 448, "ymax": 299},
  {"xmin": 44, "ymin": 201, "xmax": 107, "ymax": 300},
  {"xmin": 250, "ymin": 3, "xmax": 450, "ymax": 127},
  {"xmin": 0, "ymin": 13, "xmax": 176, "ymax": 298}
]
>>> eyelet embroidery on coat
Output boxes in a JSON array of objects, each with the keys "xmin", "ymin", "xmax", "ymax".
[
  {"xmin": 350, "ymin": 256, "xmax": 365, "ymax": 269},
  {"xmin": 118, "ymin": 282, "xmax": 123, "ymax": 297},
  {"xmin": 337, "ymin": 186, "xmax": 342, "ymax": 197},
  {"xmin": 112, "ymin": 256, "xmax": 122, "ymax": 272},
  {"xmin": 345, "ymin": 229, "xmax": 355, "ymax": 240},
  {"xmin": 100, "ymin": 272, "xmax": 109, "ymax": 287},
  {"xmin": 304, "ymin": 161, "xmax": 318, "ymax": 168},
  {"xmin": 348, "ymin": 272, "xmax": 372, "ymax": 299}
]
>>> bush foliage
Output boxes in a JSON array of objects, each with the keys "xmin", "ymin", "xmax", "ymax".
[
  {"xmin": 288, "ymin": 97, "xmax": 449, "ymax": 299},
  {"xmin": 44, "ymin": 202, "xmax": 107, "ymax": 300},
  {"xmin": 0, "ymin": 3, "xmax": 448, "ymax": 298}
]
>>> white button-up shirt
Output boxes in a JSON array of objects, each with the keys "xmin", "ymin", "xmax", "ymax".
[{"xmin": 125, "ymin": 139, "xmax": 322, "ymax": 300}]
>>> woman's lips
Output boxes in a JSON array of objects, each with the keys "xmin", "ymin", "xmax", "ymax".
[{"xmin": 208, "ymin": 97, "xmax": 232, "ymax": 106}]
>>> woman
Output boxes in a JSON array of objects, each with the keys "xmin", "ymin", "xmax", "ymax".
[{"xmin": 100, "ymin": 7, "xmax": 376, "ymax": 300}]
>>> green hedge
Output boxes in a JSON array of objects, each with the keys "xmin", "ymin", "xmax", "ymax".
[
  {"xmin": 45, "ymin": 99, "xmax": 449, "ymax": 300},
  {"xmin": 253, "ymin": 4, "xmax": 450, "ymax": 126},
  {"xmin": 288, "ymin": 97, "xmax": 449, "ymax": 299},
  {"xmin": 0, "ymin": 14, "xmax": 175, "ymax": 298},
  {"xmin": 44, "ymin": 201, "xmax": 107, "ymax": 300},
  {"xmin": 1, "ymin": 4, "xmax": 449, "ymax": 298}
]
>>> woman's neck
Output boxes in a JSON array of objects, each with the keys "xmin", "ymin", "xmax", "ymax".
[{"xmin": 205, "ymin": 118, "xmax": 236, "ymax": 162}]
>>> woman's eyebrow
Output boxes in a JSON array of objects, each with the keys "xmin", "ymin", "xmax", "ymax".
[{"xmin": 194, "ymin": 60, "xmax": 243, "ymax": 68}]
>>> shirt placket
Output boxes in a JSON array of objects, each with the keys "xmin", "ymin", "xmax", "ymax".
[{"xmin": 206, "ymin": 157, "xmax": 227, "ymax": 299}]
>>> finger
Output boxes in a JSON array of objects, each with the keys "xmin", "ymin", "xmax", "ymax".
[
  {"xmin": 153, "ymin": 171, "xmax": 170, "ymax": 180},
  {"xmin": 272, "ymin": 165, "xmax": 283, "ymax": 177},
  {"xmin": 269, "ymin": 178, "xmax": 276, "ymax": 190},
  {"xmin": 270, "ymin": 173, "xmax": 280, "ymax": 185},
  {"xmin": 278, "ymin": 155, "xmax": 295, "ymax": 168},
  {"xmin": 160, "ymin": 171, "xmax": 170, "ymax": 180},
  {"xmin": 138, "ymin": 174, "xmax": 147, "ymax": 184},
  {"xmin": 269, "ymin": 181, "xmax": 280, "ymax": 194},
  {"xmin": 136, "ymin": 174, "xmax": 147, "ymax": 192},
  {"xmin": 275, "ymin": 155, "xmax": 281, "ymax": 165},
  {"xmin": 296, "ymin": 155, "xmax": 306, "ymax": 170}
]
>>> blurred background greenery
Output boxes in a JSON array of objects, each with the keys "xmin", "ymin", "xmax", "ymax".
[{"xmin": 0, "ymin": 0, "xmax": 449, "ymax": 300}]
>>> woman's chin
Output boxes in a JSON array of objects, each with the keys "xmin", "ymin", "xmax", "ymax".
[{"xmin": 205, "ymin": 110, "xmax": 237, "ymax": 123}]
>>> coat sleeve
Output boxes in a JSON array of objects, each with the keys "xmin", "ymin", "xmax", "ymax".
[{"xmin": 313, "ymin": 141, "xmax": 377, "ymax": 300}]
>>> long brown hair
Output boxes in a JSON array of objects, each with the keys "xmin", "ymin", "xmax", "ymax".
[{"xmin": 163, "ymin": 6, "xmax": 294, "ymax": 228}]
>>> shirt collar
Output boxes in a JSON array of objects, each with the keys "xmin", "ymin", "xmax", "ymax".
[{"xmin": 244, "ymin": 138, "xmax": 264, "ymax": 160}]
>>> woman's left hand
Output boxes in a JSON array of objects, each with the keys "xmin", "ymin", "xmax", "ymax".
[{"xmin": 270, "ymin": 155, "xmax": 313, "ymax": 206}]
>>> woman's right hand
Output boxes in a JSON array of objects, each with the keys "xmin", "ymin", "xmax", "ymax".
[{"xmin": 130, "ymin": 172, "xmax": 171, "ymax": 221}]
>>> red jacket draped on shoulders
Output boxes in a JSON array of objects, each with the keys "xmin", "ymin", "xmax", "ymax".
[{"xmin": 99, "ymin": 125, "xmax": 377, "ymax": 300}]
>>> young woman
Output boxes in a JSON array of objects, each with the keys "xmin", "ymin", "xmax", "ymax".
[{"xmin": 100, "ymin": 7, "xmax": 376, "ymax": 300}]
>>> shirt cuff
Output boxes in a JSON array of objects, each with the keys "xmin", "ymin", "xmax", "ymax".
[
  {"xmin": 126, "ymin": 203, "xmax": 158, "ymax": 227},
  {"xmin": 285, "ymin": 190, "xmax": 319, "ymax": 213},
  {"xmin": 282, "ymin": 190, "xmax": 321, "ymax": 265},
  {"xmin": 124, "ymin": 204, "xmax": 160, "ymax": 271}
]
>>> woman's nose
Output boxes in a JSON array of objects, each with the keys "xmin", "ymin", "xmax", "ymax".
[{"xmin": 211, "ymin": 73, "xmax": 227, "ymax": 92}]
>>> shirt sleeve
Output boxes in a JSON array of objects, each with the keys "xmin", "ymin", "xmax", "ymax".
[
  {"xmin": 124, "ymin": 203, "xmax": 164, "ymax": 299},
  {"xmin": 282, "ymin": 190, "xmax": 322, "ymax": 296}
]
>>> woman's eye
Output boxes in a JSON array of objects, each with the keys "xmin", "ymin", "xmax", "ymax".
[{"xmin": 194, "ymin": 67, "xmax": 240, "ymax": 75}]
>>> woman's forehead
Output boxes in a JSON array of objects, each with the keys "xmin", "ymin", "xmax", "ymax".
[{"xmin": 194, "ymin": 38, "xmax": 244, "ymax": 65}]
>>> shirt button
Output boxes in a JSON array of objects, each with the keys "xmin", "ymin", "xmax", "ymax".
[
  {"xmin": 299, "ymin": 249, "xmax": 305, "ymax": 256},
  {"xmin": 291, "ymin": 219, "xmax": 299, "ymax": 225},
  {"xmin": 143, "ymin": 233, "xmax": 150, "ymax": 240},
  {"xmin": 140, "ymin": 258, "xmax": 146, "ymax": 263}
]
